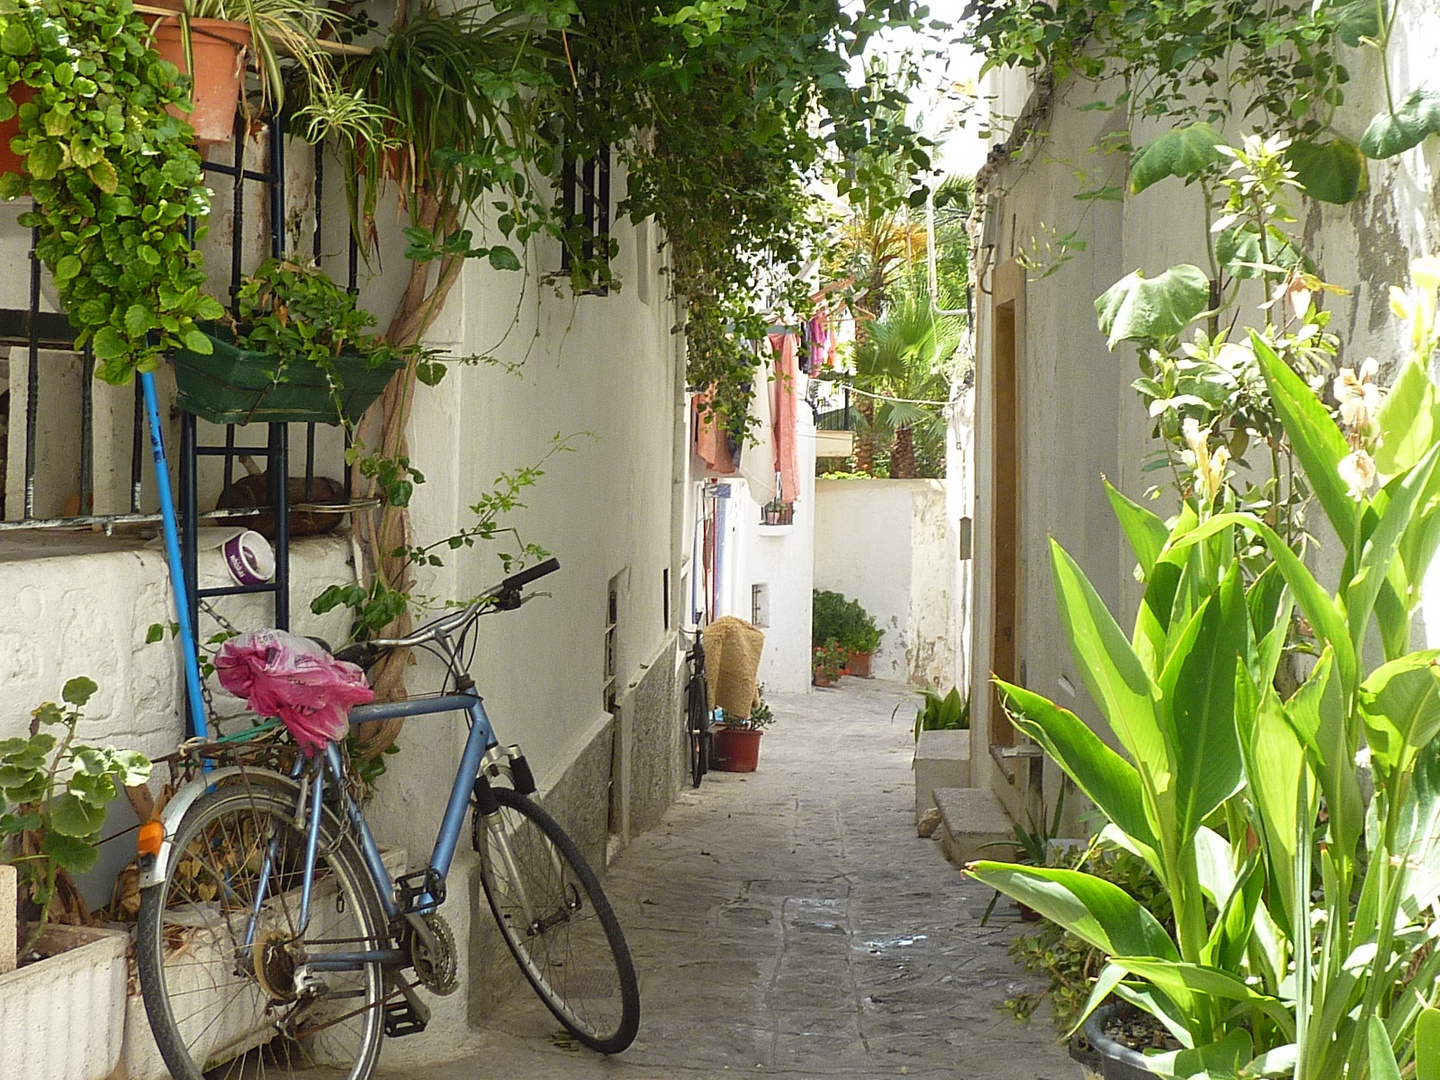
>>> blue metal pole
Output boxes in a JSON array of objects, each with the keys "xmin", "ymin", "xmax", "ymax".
[{"xmin": 139, "ymin": 371, "xmax": 210, "ymax": 740}]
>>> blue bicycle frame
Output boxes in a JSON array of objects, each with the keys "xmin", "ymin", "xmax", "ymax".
[{"xmin": 246, "ymin": 690, "xmax": 507, "ymax": 972}]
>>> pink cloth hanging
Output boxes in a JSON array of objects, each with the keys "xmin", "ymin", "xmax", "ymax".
[
  {"xmin": 215, "ymin": 629, "xmax": 374, "ymax": 754},
  {"xmin": 767, "ymin": 332, "xmax": 801, "ymax": 503}
]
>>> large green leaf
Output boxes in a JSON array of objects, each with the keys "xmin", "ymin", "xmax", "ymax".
[
  {"xmin": 48, "ymin": 791, "xmax": 105, "ymax": 837},
  {"xmin": 1358, "ymin": 651, "xmax": 1440, "ymax": 780},
  {"xmin": 1326, "ymin": 0, "xmax": 1387, "ymax": 46},
  {"xmin": 1416, "ymin": 1007, "xmax": 1440, "ymax": 1080},
  {"xmin": 1049, "ymin": 539, "xmax": 1169, "ymax": 789},
  {"xmin": 1158, "ymin": 564, "xmax": 1246, "ymax": 843},
  {"xmin": 1369, "ymin": 1014, "xmax": 1403, "ymax": 1080},
  {"xmin": 1251, "ymin": 332, "xmax": 1357, "ymax": 546},
  {"xmin": 1360, "ymin": 88, "xmax": 1440, "ymax": 159},
  {"xmin": 965, "ymin": 862, "xmax": 1179, "ymax": 960},
  {"xmin": 1287, "ymin": 649, "xmax": 1363, "ymax": 858},
  {"xmin": 1130, "ymin": 123, "xmax": 1226, "ymax": 194},
  {"xmin": 1287, "ymin": 137, "xmax": 1366, "ymax": 204},
  {"xmin": 1245, "ymin": 682, "xmax": 1312, "ymax": 932},
  {"xmin": 1392, "ymin": 741, "xmax": 1440, "ymax": 918},
  {"xmin": 1174, "ymin": 512, "xmax": 1357, "ymax": 695},
  {"xmin": 1347, "ymin": 446, "xmax": 1440, "ymax": 653},
  {"xmin": 1095, "ymin": 265, "xmax": 1211, "ymax": 349},
  {"xmin": 1106, "ymin": 478, "xmax": 1170, "ymax": 581},
  {"xmin": 995, "ymin": 679, "xmax": 1161, "ymax": 864},
  {"xmin": 1373, "ymin": 360, "xmax": 1436, "ymax": 479},
  {"xmin": 1112, "ymin": 958, "xmax": 1295, "ymax": 1037}
]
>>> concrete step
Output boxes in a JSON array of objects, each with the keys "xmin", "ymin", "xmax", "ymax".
[
  {"xmin": 933, "ymin": 786, "xmax": 1018, "ymax": 868},
  {"xmin": 912, "ymin": 729, "xmax": 971, "ymax": 819}
]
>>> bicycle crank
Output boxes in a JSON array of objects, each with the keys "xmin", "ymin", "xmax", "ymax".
[{"xmin": 407, "ymin": 913, "xmax": 458, "ymax": 996}]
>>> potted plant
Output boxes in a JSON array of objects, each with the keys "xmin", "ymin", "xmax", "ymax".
[
  {"xmin": 969, "ymin": 270, "xmax": 1440, "ymax": 1077},
  {"xmin": 712, "ymin": 693, "xmax": 774, "ymax": 772},
  {"xmin": 172, "ymin": 258, "xmax": 408, "ymax": 425},
  {"xmin": 0, "ymin": 0, "xmax": 224, "ymax": 386},
  {"xmin": 0, "ymin": 678, "xmax": 151, "ymax": 1080},
  {"xmin": 840, "ymin": 599, "xmax": 883, "ymax": 677},
  {"xmin": 909, "ymin": 685, "xmax": 969, "ymax": 739},
  {"xmin": 811, "ymin": 639, "xmax": 847, "ymax": 688},
  {"xmin": 144, "ymin": 0, "xmax": 346, "ymax": 146}
]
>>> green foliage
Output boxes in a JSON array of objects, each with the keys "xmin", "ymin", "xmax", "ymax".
[
  {"xmin": 971, "ymin": 273, "xmax": 1440, "ymax": 1076},
  {"xmin": 0, "ymin": 0, "xmax": 223, "ymax": 384},
  {"xmin": 0, "ymin": 678, "xmax": 150, "ymax": 948},
  {"xmin": 910, "ymin": 685, "xmax": 969, "ymax": 739},
  {"xmin": 1360, "ymin": 86, "xmax": 1440, "ymax": 159},
  {"xmin": 810, "ymin": 589, "xmax": 884, "ymax": 652},
  {"xmin": 312, "ymin": 433, "xmax": 579, "ymax": 642},
  {"xmin": 1094, "ymin": 265, "xmax": 1211, "ymax": 350},
  {"xmin": 730, "ymin": 695, "xmax": 775, "ymax": 732},
  {"xmin": 556, "ymin": 0, "xmax": 935, "ymax": 438}
]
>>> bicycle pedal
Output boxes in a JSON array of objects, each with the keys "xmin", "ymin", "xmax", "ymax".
[
  {"xmin": 383, "ymin": 994, "xmax": 431, "ymax": 1038},
  {"xmin": 395, "ymin": 868, "xmax": 446, "ymax": 914}
]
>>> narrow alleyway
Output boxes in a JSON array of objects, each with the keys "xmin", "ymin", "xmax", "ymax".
[{"xmin": 386, "ymin": 679, "xmax": 1078, "ymax": 1080}]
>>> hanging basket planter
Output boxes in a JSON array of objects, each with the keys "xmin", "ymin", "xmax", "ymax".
[
  {"xmin": 148, "ymin": 17, "xmax": 251, "ymax": 146},
  {"xmin": 173, "ymin": 329, "xmax": 403, "ymax": 426}
]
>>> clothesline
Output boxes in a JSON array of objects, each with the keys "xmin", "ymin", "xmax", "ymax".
[{"xmin": 823, "ymin": 381, "xmax": 950, "ymax": 407}]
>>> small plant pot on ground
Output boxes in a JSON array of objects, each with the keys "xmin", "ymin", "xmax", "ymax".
[
  {"xmin": 148, "ymin": 18, "xmax": 252, "ymax": 146},
  {"xmin": 1081, "ymin": 1002, "xmax": 1174, "ymax": 1079},
  {"xmin": 846, "ymin": 650, "xmax": 872, "ymax": 677},
  {"xmin": 173, "ymin": 329, "xmax": 404, "ymax": 426},
  {"xmin": 713, "ymin": 726, "xmax": 762, "ymax": 772}
]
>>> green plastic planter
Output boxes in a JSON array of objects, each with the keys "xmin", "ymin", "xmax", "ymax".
[{"xmin": 173, "ymin": 330, "xmax": 403, "ymax": 426}]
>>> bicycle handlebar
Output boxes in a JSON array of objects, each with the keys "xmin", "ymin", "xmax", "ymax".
[{"xmin": 333, "ymin": 557, "xmax": 560, "ymax": 665}]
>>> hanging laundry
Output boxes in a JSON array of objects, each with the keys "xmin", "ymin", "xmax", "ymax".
[
  {"xmin": 807, "ymin": 311, "xmax": 836, "ymax": 372},
  {"xmin": 767, "ymin": 332, "xmax": 802, "ymax": 504},
  {"xmin": 693, "ymin": 389, "xmax": 738, "ymax": 474}
]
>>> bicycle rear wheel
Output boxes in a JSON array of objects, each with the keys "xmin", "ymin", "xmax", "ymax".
[
  {"xmin": 687, "ymin": 665, "xmax": 709, "ymax": 788},
  {"xmin": 474, "ymin": 786, "xmax": 640, "ymax": 1053},
  {"xmin": 137, "ymin": 784, "xmax": 388, "ymax": 1080}
]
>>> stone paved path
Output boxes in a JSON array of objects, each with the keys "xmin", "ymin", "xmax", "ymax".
[{"xmin": 382, "ymin": 678, "xmax": 1079, "ymax": 1080}]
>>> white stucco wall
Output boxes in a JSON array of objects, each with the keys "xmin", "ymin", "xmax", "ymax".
[
  {"xmin": 813, "ymin": 478, "xmax": 961, "ymax": 688},
  {"xmin": 0, "ymin": 121, "xmax": 684, "ymax": 1055}
]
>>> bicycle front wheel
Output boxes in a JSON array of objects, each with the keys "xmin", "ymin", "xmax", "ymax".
[
  {"xmin": 475, "ymin": 787, "xmax": 640, "ymax": 1053},
  {"xmin": 137, "ymin": 784, "xmax": 388, "ymax": 1080}
]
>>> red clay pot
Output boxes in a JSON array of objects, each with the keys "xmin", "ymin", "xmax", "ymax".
[
  {"xmin": 812, "ymin": 667, "xmax": 832, "ymax": 688},
  {"xmin": 0, "ymin": 84, "xmax": 33, "ymax": 178},
  {"xmin": 846, "ymin": 651, "xmax": 872, "ymax": 678},
  {"xmin": 150, "ymin": 18, "xmax": 251, "ymax": 146},
  {"xmin": 713, "ymin": 726, "xmax": 762, "ymax": 772}
]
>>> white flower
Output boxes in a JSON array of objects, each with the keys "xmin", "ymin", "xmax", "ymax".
[
  {"xmin": 1333, "ymin": 359, "xmax": 1381, "ymax": 436},
  {"xmin": 1338, "ymin": 449, "xmax": 1377, "ymax": 500},
  {"xmin": 1181, "ymin": 418, "xmax": 1229, "ymax": 504}
]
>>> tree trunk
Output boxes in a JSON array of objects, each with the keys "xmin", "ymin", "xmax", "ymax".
[
  {"xmin": 891, "ymin": 424, "xmax": 917, "ymax": 479},
  {"xmin": 853, "ymin": 396, "xmax": 876, "ymax": 473}
]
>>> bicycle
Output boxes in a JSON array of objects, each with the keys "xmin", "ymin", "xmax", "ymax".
[
  {"xmin": 134, "ymin": 556, "xmax": 641, "ymax": 1080},
  {"xmin": 684, "ymin": 627, "xmax": 711, "ymax": 788}
]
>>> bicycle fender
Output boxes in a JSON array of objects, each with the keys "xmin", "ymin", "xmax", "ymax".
[{"xmin": 137, "ymin": 767, "xmax": 304, "ymax": 889}]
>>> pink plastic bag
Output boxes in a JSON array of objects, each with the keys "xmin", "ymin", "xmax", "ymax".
[{"xmin": 215, "ymin": 629, "xmax": 374, "ymax": 754}]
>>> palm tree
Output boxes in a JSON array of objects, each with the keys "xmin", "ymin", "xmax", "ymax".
[{"xmin": 853, "ymin": 295, "xmax": 964, "ymax": 478}]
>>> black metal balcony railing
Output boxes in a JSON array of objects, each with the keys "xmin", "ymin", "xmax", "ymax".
[{"xmin": 814, "ymin": 385, "xmax": 853, "ymax": 431}]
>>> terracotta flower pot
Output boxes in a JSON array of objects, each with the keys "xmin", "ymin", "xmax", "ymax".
[
  {"xmin": 149, "ymin": 18, "xmax": 251, "ymax": 146},
  {"xmin": 813, "ymin": 667, "xmax": 832, "ymax": 687},
  {"xmin": 0, "ymin": 84, "xmax": 33, "ymax": 179},
  {"xmin": 846, "ymin": 650, "xmax": 872, "ymax": 678},
  {"xmin": 713, "ymin": 726, "xmax": 762, "ymax": 772}
]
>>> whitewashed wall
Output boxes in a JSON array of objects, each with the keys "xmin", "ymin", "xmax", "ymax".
[
  {"xmin": 812, "ymin": 478, "xmax": 961, "ymax": 688},
  {"xmin": 0, "ymin": 118, "xmax": 684, "ymax": 1056}
]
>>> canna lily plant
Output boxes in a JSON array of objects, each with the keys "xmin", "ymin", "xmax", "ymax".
[{"xmin": 969, "ymin": 259, "xmax": 1440, "ymax": 1079}]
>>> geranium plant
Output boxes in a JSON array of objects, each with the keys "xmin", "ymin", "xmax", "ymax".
[
  {"xmin": 0, "ymin": 0, "xmax": 223, "ymax": 384},
  {"xmin": 0, "ymin": 677, "xmax": 150, "ymax": 952}
]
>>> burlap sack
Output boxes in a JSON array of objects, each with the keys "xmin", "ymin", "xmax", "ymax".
[{"xmin": 703, "ymin": 616, "xmax": 766, "ymax": 719}]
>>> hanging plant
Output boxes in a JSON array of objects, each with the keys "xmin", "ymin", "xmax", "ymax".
[{"xmin": 0, "ymin": 0, "xmax": 222, "ymax": 385}]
